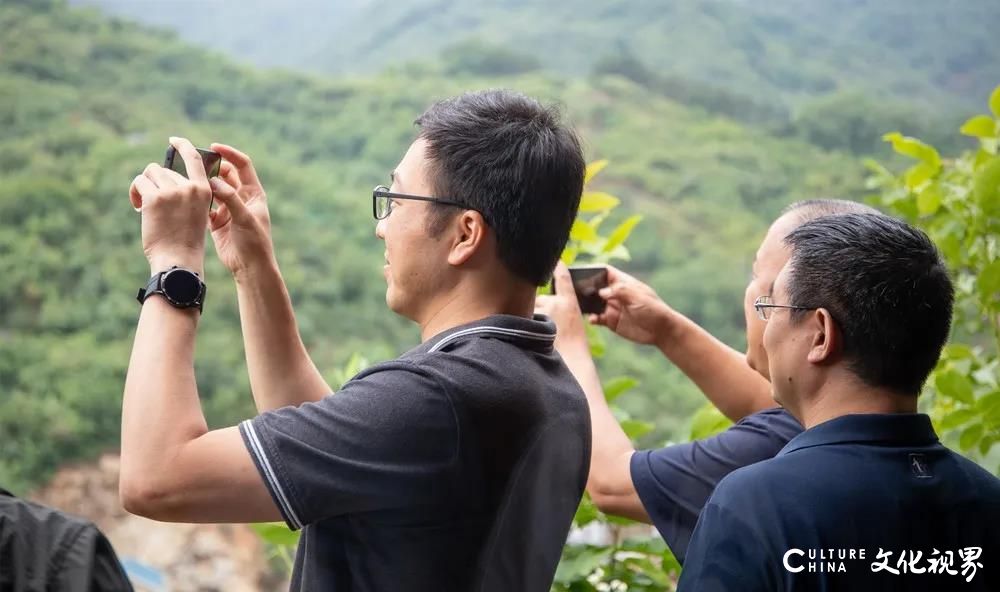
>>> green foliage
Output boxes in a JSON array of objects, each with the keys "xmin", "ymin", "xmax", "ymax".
[
  {"xmin": 78, "ymin": 0, "xmax": 1000, "ymax": 113},
  {"xmin": 870, "ymin": 84, "xmax": 1000, "ymax": 469},
  {"xmin": 553, "ymin": 164, "xmax": 679, "ymax": 591}
]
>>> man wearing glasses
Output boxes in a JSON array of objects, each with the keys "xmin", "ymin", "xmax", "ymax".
[
  {"xmin": 677, "ymin": 213, "xmax": 1000, "ymax": 591},
  {"xmin": 120, "ymin": 90, "xmax": 591, "ymax": 591},
  {"xmin": 535, "ymin": 199, "xmax": 875, "ymax": 565}
]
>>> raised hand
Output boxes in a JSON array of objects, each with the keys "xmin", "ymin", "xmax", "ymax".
[
  {"xmin": 206, "ymin": 143, "xmax": 276, "ymax": 278},
  {"xmin": 589, "ymin": 265, "xmax": 674, "ymax": 346}
]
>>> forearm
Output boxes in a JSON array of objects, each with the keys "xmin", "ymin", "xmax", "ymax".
[
  {"xmin": 235, "ymin": 259, "xmax": 330, "ymax": 411},
  {"xmin": 121, "ymin": 297, "xmax": 209, "ymax": 495},
  {"xmin": 559, "ymin": 341, "xmax": 636, "ymax": 496},
  {"xmin": 656, "ymin": 312, "xmax": 774, "ymax": 422}
]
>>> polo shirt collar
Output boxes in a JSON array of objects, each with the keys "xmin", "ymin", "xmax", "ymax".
[
  {"xmin": 420, "ymin": 313, "xmax": 557, "ymax": 353},
  {"xmin": 777, "ymin": 413, "xmax": 939, "ymax": 457}
]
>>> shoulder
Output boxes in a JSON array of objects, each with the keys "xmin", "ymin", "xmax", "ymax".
[
  {"xmin": 948, "ymin": 449, "xmax": 1000, "ymax": 494},
  {"xmin": 734, "ymin": 407, "xmax": 803, "ymax": 438},
  {"xmin": 709, "ymin": 454, "xmax": 795, "ymax": 509}
]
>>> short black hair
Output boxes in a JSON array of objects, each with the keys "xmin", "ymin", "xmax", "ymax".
[
  {"xmin": 415, "ymin": 89, "xmax": 585, "ymax": 286},
  {"xmin": 783, "ymin": 213, "xmax": 954, "ymax": 396}
]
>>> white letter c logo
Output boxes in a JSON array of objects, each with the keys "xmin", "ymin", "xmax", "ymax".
[{"xmin": 783, "ymin": 549, "xmax": 804, "ymax": 573}]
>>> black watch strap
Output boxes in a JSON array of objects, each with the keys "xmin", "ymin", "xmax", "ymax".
[{"xmin": 136, "ymin": 267, "xmax": 206, "ymax": 313}]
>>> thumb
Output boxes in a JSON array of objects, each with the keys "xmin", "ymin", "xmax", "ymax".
[
  {"xmin": 209, "ymin": 177, "xmax": 250, "ymax": 224},
  {"xmin": 552, "ymin": 261, "xmax": 575, "ymax": 298},
  {"xmin": 599, "ymin": 283, "xmax": 623, "ymax": 301}
]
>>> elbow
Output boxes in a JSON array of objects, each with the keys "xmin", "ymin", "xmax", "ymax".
[
  {"xmin": 586, "ymin": 450, "xmax": 636, "ymax": 515},
  {"xmin": 119, "ymin": 476, "xmax": 174, "ymax": 520},
  {"xmin": 587, "ymin": 472, "xmax": 626, "ymax": 514}
]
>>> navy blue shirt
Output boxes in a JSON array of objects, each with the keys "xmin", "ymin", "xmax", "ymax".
[
  {"xmin": 630, "ymin": 407, "xmax": 803, "ymax": 562},
  {"xmin": 239, "ymin": 314, "xmax": 591, "ymax": 591},
  {"xmin": 679, "ymin": 413, "xmax": 1000, "ymax": 591}
]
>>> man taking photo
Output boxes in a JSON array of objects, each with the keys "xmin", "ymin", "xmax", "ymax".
[
  {"xmin": 678, "ymin": 213, "xmax": 1000, "ymax": 591},
  {"xmin": 120, "ymin": 89, "xmax": 591, "ymax": 591}
]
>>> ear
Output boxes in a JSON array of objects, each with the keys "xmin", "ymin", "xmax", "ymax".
[
  {"xmin": 446, "ymin": 210, "xmax": 490, "ymax": 267},
  {"xmin": 806, "ymin": 308, "xmax": 840, "ymax": 365}
]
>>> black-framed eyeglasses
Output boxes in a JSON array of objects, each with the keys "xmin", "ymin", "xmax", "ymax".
[
  {"xmin": 753, "ymin": 295, "xmax": 816, "ymax": 321},
  {"xmin": 372, "ymin": 185, "xmax": 471, "ymax": 220}
]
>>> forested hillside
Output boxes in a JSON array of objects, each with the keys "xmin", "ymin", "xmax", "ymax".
[
  {"xmin": 75, "ymin": 0, "xmax": 1000, "ymax": 113},
  {"xmin": 0, "ymin": 0, "xmax": 980, "ymax": 493}
]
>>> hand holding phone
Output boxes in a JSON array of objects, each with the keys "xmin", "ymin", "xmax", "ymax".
[
  {"xmin": 164, "ymin": 145, "xmax": 222, "ymax": 208},
  {"xmin": 551, "ymin": 264, "xmax": 609, "ymax": 315}
]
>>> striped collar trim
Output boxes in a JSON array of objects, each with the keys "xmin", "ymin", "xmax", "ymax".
[{"xmin": 422, "ymin": 314, "xmax": 556, "ymax": 353}]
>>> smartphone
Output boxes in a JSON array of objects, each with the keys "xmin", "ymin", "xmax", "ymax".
[
  {"xmin": 552, "ymin": 264, "xmax": 609, "ymax": 315},
  {"xmin": 164, "ymin": 145, "xmax": 222, "ymax": 208}
]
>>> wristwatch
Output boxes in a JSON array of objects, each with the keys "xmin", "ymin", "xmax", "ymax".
[{"xmin": 136, "ymin": 266, "xmax": 207, "ymax": 313}]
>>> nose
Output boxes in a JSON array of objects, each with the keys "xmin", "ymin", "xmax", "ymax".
[{"xmin": 375, "ymin": 217, "xmax": 386, "ymax": 240}]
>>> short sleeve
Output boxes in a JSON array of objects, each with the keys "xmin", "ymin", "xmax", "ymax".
[
  {"xmin": 239, "ymin": 361, "xmax": 459, "ymax": 530},
  {"xmin": 629, "ymin": 408, "xmax": 801, "ymax": 562},
  {"xmin": 675, "ymin": 491, "xmax": 775, "ymax": 592}
]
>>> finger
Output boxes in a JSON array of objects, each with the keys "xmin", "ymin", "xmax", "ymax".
[
  {"xmin": 210, "ymin": 142, "xmax": 262, "ymax": 189},
  {"xmin": 594, "ymin": 307, "xmax": 620, "ymax": 328},
  {"xmin": 209, "ymin": 177, "xmax": 250, "ymax": 224},
  {"xmin": 130, "ymin": 174, "xmax": 158, "ymax": 211},
  {"xmin": 144, "ymin": 162, "xmax": 183, "ymax": 188},
  {"xmin": 534, "ymin": 294, "xmax": 554, "ymax": 312},
  {"xmin": 599, "ymin": 283, "xmax": 624, "ymax": 301},
  {"xmin": 169, "ymin": 136, "xmax": 210, "ymax": 186},
  {"xmin": 552, "ymin": 261, "xmax": 576, "ymax": 298},
  {"xmin": 219, "ymin": 161, "xmax": 242, "ymax": 191},
  {"xmin": 209, "ymin": 201, "xmax": 232, "ymax": 232}
]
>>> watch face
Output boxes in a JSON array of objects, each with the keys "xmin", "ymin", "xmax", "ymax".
[{"xmin": 162, "ymin": 269, "xmax": 201, "ymax": 305}]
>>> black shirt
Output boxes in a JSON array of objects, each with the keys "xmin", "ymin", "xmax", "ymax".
[
  {"xmin": 239, "ymin": 314, "xmax": 591, "ymax": 591},
  {"xmin": 630, "ymin": 407, "xmax": 803, "ymax": 562},
  {"xmin": 678, "ymin": 413, "xmax": 1000, "ymax": 591}
]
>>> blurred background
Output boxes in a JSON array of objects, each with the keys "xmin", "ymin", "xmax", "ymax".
[{"xmin": 3, "ymin": 0, "xmax": 999, "ymax": 589}]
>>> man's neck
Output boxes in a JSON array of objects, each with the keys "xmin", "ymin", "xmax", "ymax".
[
  {"xmin": 796, "ymin": 377, "xmax": 918, "ymax": 430},
  {"xmin": 417, "ymin": 280, "xmax": 536, "ymax": 342}
]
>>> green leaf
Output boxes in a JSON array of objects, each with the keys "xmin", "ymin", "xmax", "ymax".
[
  {"xmin": 560, "ymin": 245, "xmax": 578, "ymax": 265},
  {"xmin": 990, "ymin": 84, "xmax": 1000, "ymax": 118},
  {"xmin": 251, "ymin": 523, "xmax": 300, "ymax": 547},
  {"xmin": 882, "ymin": 132, "xmax": 941, "ymax": 169},
  {"xmin": 554, "ymin": 546, "xmax": 610, "ymax": 584},
  {"xmin": 935, "ymin": 369, "xmax": 975, "ymax": 404},
  {"xmin": 938, "ymin": 407, "xmax": 977, "ymax": 432},
  {"xmin": 572, "ymin": 495, "xmax": 600, "ymax": 527},
  {"xmin": 943, "ymin": 344, "xmax": 975, "ymax": 361},
  {"xmin": 976, "ymin": 391, "xmax": 1000, "ymax": 414},
  {"xmin": 979, "ymin": 435, "xmax": 997, "ymax": 457},
  {"xmin": 602, "ymin": 215, "xmax": 642, "ymax": 253},
  {"xmin": 603, "ymin": 376, "xmax": 639, "ymax": 403},
  {"xmin": 621, "ymin": 556, "xmax": 672, "ymax": 587},
  {"xmin": 973, "ymin": 157, "xmax": 1000, "ymax": 212},
  {"xmin": 959, "ymin": 424, "xmax": 983, "ymax": 452},
  {"xmin": 621, "ymin": 419, "xmax": 654, "ymax": 440},
  {"xmin": 978, "ymin": 260, "xmax": 1000, "ymax": 301},
  {"xmin": 688, "ymin": 403, "xmax": 733, "ymax": 440},
  {"xmin": 916, "ymin": 184, "xmax": 942, "ymax": 215},
  {"xmin": 904, "ymin": 162, "xmax": 937, "ymax": 189},
  {"xmin": 569, "ymin": 219, "xmax": 598, "ymax": 242},
  {"xmin": 960, "ymin": 115, "xmax": 997, "ymax": 139},
  {"xmin": 579, "ymin": 191, "xmax": 621, "ymax": 213},
  {"xmin": 584, "ymin": 159, "xmax": 609, "ymax": 185}
]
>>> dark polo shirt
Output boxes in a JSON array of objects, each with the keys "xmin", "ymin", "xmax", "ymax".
[
  {"xmin": 239, "ymin": 314, "xmax": 591, "ymax": 591},
  {"xmin": 678, "ymin": 413, "xmax": 1000, "ymax": 591},
  {"xmin": 631, "ymin": 407, "xmax": 803, "ymax": 563}
]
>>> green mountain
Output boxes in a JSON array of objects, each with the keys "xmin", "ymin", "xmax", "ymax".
[
  {"xmin": 2, "ymin": 0, "xmax": 969, "ymax": 493},
  {"xmin": 73, "ymin": 0, "xmax": 1000, "ymax": 113}
]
